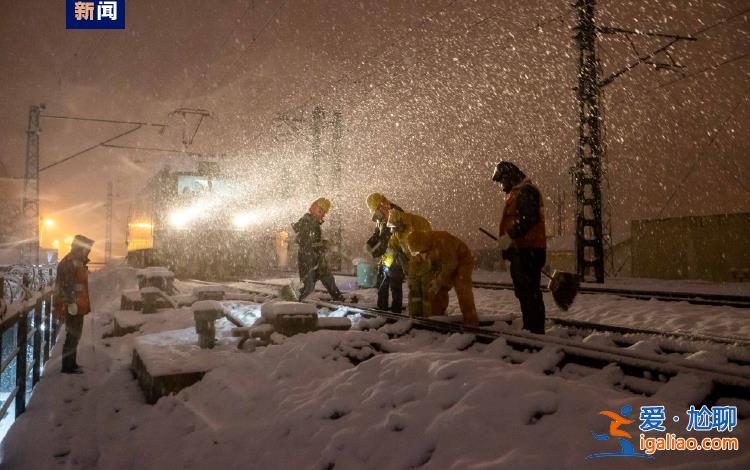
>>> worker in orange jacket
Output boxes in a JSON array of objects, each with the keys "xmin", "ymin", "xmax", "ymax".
[
  {"xmin": 492, "ymin": 161, "xmax": 547, "ymax": 334},
  {"xmin": 406, "ymin": 230, "xmax": 479, "ymax": 326},
  {"xmin": 54, "ymin": 234, "xmax": 94, "ymax": 374}
]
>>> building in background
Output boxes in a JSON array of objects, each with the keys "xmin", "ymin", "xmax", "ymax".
[{"xmin": 631, "ymin": 213, "xmax": 750, "ymax": 282}]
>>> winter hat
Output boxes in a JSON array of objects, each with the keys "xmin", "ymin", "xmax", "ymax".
[
  {"xmin": 312, "ymin": 197, "xmax": 332, "ymax": 213},
  {"xmin": 366, "ymin": 193, "xmax": 387, "ymax": 215},
  {"xmin": 72, "ymin": 234, "xmax": 95, "ymax": 250}
]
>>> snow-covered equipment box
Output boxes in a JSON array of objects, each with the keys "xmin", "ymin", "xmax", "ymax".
[
  {"xmin": 120, "ymin": 289, "xmax": 143, "ymax": 310},
  {"xmin": 140, "ymin": 287, "xmax": 163, "ymax": 314},
  {"xmin": 136, "ymin": 267, "xmax": 175, "ymax": 295},
  {"xmin": 261, "ymin": 301, "xmax": 318, "ymax": 336},
  {"xmin": 192, "ymin": 300, "xmax": 225, "ymax": 348},
  {"xmin": 131, "ymin": 328, "xmax": 240, "ymax": 404}
]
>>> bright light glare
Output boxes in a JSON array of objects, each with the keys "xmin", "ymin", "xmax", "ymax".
[
  {"xmin": 169, "ymin": 210, "xmax": 191, "ymax": 229},
  {"xmin": 129, "ymin": 222, "xmax": 153, "ymax": 229},
  {"xmin": 43, "ymin": 218, "xmax": 55, "ymax": 228},
  {"xmin": 233, "ymin": 213, "xmax": 253, "ymax": 230}
]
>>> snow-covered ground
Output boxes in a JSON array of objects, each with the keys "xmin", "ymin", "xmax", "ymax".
[{"xmin": 1, "ymin": 266, "xmax": 748, "ymax": 469}]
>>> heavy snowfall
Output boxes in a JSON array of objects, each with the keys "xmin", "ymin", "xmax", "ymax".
[{"xmin": 0, "ymin": 0, "xmax": 749, "ymax": 469}]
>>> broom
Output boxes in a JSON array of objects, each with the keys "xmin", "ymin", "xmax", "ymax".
[{"xmin": 478, "ymin": 227, "xmax": 580, "ymax": 311}]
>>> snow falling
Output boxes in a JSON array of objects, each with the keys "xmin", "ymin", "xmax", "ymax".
[{"xmin": 0, "ymin": 1, "xmax": 748, "ymax": 468}]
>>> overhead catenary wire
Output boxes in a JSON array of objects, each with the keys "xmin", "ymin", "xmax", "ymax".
[
  {"xmin": 655, "ymin": 84, "xmax": 750, "ymax": 217},
  {"xmin": 39, "ymin": 125, "xmax": 144, "ymax": 172},
  {"xmin": 608, "ymin": 4, "xmax": 750, "ymax": 106},
  {"xmin": 40, "ymin": 114, "xmax": 167, "ymax": 128}
]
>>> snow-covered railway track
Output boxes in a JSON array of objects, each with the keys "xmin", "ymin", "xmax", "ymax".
[
  {"xmin": 226, "ymin": 281, "xmax": 750, "ymax": 407},
  {"xmin": 473, "ymin": 280, "xmax": 750, "ymax": 309},
  {"xmin": 545, "ymin": 315, "xmax": 750, "ymax": 349},
  {"xmin": 233, "ymin": 280, "xmax": 750, "ymax": 349}
]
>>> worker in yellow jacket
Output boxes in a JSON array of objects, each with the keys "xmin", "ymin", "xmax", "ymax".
[
  {"xmin": 406, "ymin": 230, "xmax": 479, "ymax": 326},
  {"xmin": 386, "ymin": 209, "xmax": 432, "ymax": 317},
  {"xmin": 365, "ymin": 193, "xmax": 406, "ymax": 312}
]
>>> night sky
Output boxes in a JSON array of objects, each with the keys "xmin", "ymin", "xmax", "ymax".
[{"xmin": 1, "ymin": 0, "xmax": 748, "ymax": 262}]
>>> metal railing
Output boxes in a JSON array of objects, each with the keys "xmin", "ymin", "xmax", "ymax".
[{"xmin": 0, "ymin": 265, "xmax": 60, "ymax": 423}]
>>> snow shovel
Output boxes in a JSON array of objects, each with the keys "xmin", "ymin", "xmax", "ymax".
[
  {"xmin": 279, "ymin": 281, "xmax": 300, "ymax": 302},
  {"xmin": 478, "ymin": 227, "xmax": 580, "ymax": 311}
]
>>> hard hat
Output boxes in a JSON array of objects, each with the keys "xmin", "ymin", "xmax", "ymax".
[
  {"xmin": 313, "ymin": 197, "xmax": 332, "ymax": 213},
  {"xmin": 72, "ymin": 234, "xmax": 95, "ymax": 250},
  {"xmin": 406, "ymin": 231, "xmax": 432, "ymax": 254},
  {"xmin": 366, "ymin": 193, "xmax": 387, "ymax": 214}
]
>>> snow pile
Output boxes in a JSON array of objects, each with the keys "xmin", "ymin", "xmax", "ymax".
[
  {"xmin": 88, "ymin": 263, "xmax": 138, "ymax": 312},
  {"xmin": 2, "ymin": 273, "xmax": 750, "ymax": 469}
]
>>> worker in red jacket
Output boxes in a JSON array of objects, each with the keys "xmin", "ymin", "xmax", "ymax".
[
  {"xmin": 54, "ymin": 234, "xmax": 94, "ymax": 374},
  {"xmin": 493, "ymin": 161, "xmax": 547, "ymax": 334}
]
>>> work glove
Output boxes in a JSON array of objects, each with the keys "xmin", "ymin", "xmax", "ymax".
[
  {"xmin": 387, "ymin": 220, "xmax": 405, "ymax": 232},
  {"xmin": 67, "ymin": 303, "xmax": 78, "ymax": 316},
  {"xmin": 497, "ymin": 234, "xmax": 512, "ymax": 251},
  {"xmin": 427, "ymin": 280, "xmax": 441, "ymax": 297},
  {"xmin": 371, "ymin": 209, "xmax": 385, "ymax": 223}
]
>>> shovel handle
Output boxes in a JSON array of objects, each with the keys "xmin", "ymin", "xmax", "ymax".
[
  {"xmin": 478, "ymin": 227, "xmax": 498, "ymax": 241},
  {"xmin": 480, "ymin": 227, "xmax": 554, "ymax": 281}
]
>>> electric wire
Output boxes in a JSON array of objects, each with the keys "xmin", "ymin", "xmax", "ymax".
[{"xmin": 655, "ymin": 84, "xmax": 750, "ymax": 217}]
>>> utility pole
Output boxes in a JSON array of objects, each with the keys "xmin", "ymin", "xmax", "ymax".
[
  {"xmin": 277, "ymin": 106, "xmax": 345, "ymax": 270},
  {"xmin": 105, "ymin": 181, "xmax": 113, "ymax": 264},
  {"xmin": 329, "ymin": 111, "xmax": 343, "ymax": 271},
  {"xmin": 573, "ymin": 0, "xmax": 605, "ymax": 282},
  {"xmin": 572, "ymin": 0, "xmax": 695, "ymax": 282},
  {"xmin": 21, "ymin": 104, "xmax": 44, "ymax": 265},
  {"xmin": 311, "ymin": 106, "xmax": 324, "ymax": 191}
]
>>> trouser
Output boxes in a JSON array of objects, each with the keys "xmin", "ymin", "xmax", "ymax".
[
  {"xmin": 407, "ymin": 257, "xmax": 432, "ymax": 317},
  {"xmin": 430, "ymin": 259, "xmax": 479, "ymax": 326},
  {"xmin": 61, "ymin": 313, "xmax": 84, "ymax": 372},
  {"xmin": 298, "ymin": 255, "xmax": 343, "ymax": 301},
  {"xmin": 376, "ymin": 262, "xmax": 403, "ymax": 313},
  {"xmin": 509, "ymin": 248, "xmax": 546, "ymax": 334}
]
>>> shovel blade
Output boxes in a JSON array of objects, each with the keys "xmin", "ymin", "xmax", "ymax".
[{"xmin": 548, "ymin": 270, "xmax": 580, "ymax": 311}]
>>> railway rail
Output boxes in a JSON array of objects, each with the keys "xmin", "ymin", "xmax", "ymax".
[
  {"xmin": 222, "ymin": 280, "xmax": 750, "ymax": 408},
  {"xmin": 234, "ymin": 280, "xmax": 750, "ymax": 348},
  {"xmin": 472, "ymin": 280, "xmax": 750, "ymax": 309}
]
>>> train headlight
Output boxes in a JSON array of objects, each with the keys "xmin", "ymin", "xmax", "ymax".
[
  {"xmin": 169, "ymin": 207, "xmax": 201, "ymax": 229},
  {"xmin": 233, "ymin": 213, "xmax": 252, "ymax": 230}
]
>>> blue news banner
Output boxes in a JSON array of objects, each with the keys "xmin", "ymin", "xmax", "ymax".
[{"xmin": 66, "ymin": 0, "xmax": 125, "ymax": 30}]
